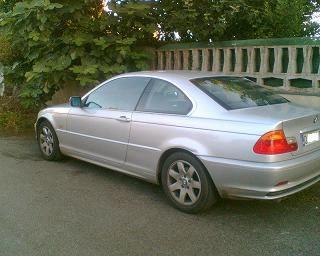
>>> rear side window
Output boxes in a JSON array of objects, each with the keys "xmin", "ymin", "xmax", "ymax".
[
  {"xmin": 191, "ymin": 77, "xmax": 289, "ymax": 110},
  {"xmin": 84, "ymin": 77, "xmax": 151, "ymax": 111},
  {"xmin": 136, "ymin": 78, "xmax": 192, "ymax": 115}
]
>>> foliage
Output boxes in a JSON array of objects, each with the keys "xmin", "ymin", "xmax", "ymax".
[
  {"xmin": 260, "ymin": 0, "xmax": 320, "ymax": 38},
  {"xmin": 0, "ymin": 111, "xmax": 33, "ymax": 133},
  {"xmin": 225, "ymin": 0, "xmax": 320, "ymax": 39},
  {"xmin": 0, "ymin": 0, "xmax": 319, "ymax": 108},
  {"xmin": 0, "ymin": 35, "xmax": 15, "ymax": 65},
  {"xmin": 155, "ymin": 0, "xmax": 320, "ymax": 41},
  {"xmin": 0, "ymin": 0, "xmax": 156, "ymax": 107},
  {"xmin": 0, "ymin": 0, "xmax": 17, "ymax": 13},
  {"xmin": 154, "ymin": 0, "xmax": 250, "ymax": 41},
  {"xmin": 0, "ymin": 96, "xmax": 36, "ymax": 133}
]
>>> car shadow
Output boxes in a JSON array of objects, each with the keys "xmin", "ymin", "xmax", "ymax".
[{"xmin": 62, "ymin": 154, "xmax": 320, "ymax": 219}]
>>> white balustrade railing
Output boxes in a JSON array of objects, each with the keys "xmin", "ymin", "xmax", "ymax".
[{"xmin": 155, "ymin": 38, "xmax": 320, "ymax": 94}]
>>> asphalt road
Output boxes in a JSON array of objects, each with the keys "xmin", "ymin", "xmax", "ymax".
[{"xmin": 0, "ymin": 136, "xmax": 319, "ymax": 256}]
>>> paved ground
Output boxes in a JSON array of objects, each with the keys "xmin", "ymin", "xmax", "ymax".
[{"xmin": 0, "ymin": 136, "xmax": 319, "ymax": 256}]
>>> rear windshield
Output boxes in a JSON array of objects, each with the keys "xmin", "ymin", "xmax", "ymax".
[{"xmin": 191, "ymin": 77, "xmax": 289, "ymax": 110}]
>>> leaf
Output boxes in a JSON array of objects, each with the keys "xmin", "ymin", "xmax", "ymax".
[
  {"xmin": 40, "ymin": 15, "xmax": 47, "ymax": 23},
  {"xmin": 29, "ymin": 31, "xmax": 40, "ymax": 41},
  {"xmin": 99, "ymin": 64, "xmax": 126, "ymax": 75},
  {"xmin": 25, "ymin": 71, "xmax": 36, "ymax": 82},
  {"xmin": 43, "ymin": 82, "xmax": 49, "ymax": 93},
  {"xmin": 12, "ymin": 2, "xmax": 28, "ymax": 15},
  {"xmin": 115, "ymin": 37, "xmax": 136, "ymax": 45},
  {"xmin": 74, "ymin": 33, "xmax": 94, "ymax": 46},
  {"xmin": 44, "ymin": 3, "xmax": 63, "ymax": 11},
  {"xmin": 70, "ymin": 64, "xmax": 99, "ymax": 75},
  {"xmin": 12, "ymin": 62, "xmax": 20, "ymax": 70},
  {"xmin": 93, "ymin": 37, "xmax": 113, "ymax": 50}
]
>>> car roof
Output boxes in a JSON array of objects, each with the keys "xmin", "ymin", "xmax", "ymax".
[{"xmin": 116, "ymin": 70, "xmax": 234, "ymax": 80}]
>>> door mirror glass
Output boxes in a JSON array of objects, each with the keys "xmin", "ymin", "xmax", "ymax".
[{"xmin": 69, "ymin": 96, "xmax": 82, "ymax": 107}]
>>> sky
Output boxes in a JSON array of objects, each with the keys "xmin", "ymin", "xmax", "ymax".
[{"xmin": 313, "ymin": 12, "xmax": 320, "ymax": 23}]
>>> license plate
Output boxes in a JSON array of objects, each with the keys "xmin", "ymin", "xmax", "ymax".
[{"xmin": 303, "ymin": 130, "xmax": 320, "ymax": 145}]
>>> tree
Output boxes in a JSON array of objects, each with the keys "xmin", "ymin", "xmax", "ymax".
[
  {"xmin": 0, "ymin": 0, "xmax": 156, "ymax": 107},
  {"xmin": 154, "ymin": 0, "xmax": 320, "ymax": 42},
  {"xmin": 258, "ymin": 0, "xmax": 320, "ymax": 38}
]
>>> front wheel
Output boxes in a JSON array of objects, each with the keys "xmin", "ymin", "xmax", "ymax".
[
  {"xmin": 37, "ymin": 120, "xmax": 62, "ymax": 161},
  {"xmin": 161, "ymin": 152, "xmax": 219, "ymax": 213}
]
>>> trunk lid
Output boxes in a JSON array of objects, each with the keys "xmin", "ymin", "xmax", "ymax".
[
  {"xmin": 226, "ymin": 103, "xmax": 320, "ymax": 156},
  {"xmin": 282, "ymin": 111, "xmax": 320, "ymax": 156}
]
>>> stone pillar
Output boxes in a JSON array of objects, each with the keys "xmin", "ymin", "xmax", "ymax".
[
  {"xmin": 182, "ymin": 50, "xmax": 190, "ymax": 70},
  {"xmin": 173, "ymin": 50, "xmax": 181, "ymax": 70},
  {"xmin": 288, "ymin": 47, "xmax": 297, "ymax": 75},
  {"xmin": 192, "ymin": 49, "xmax": 200, "ymax": 70},
  {"xmin": 211, "ymin": 48, "xmax": 216, "ymax": 72},
  {"xmin": 165, "ymin": 51, "xmax": 171, "ymax": 70},
  {"xmin": 157, "ymin": 51, "xmax": 164, "ymax": 70},
  {"xmin": 312, "ymin": 77, "xmax": 318, "ymax": 89},
  {"xmin": 223, "ymin": 48, "xmax": 231, "ymax": 73},
  {"xmin": 283, "ymin": 76, "xmax": 290, "ymax": 90},
  {"xmin": 247, "ymin": 48, "xmax": 255, "ymax": 74},
  {"xmin": 213, "ymin": 49, "xmax": 221, "ymax": 72},
  {"xmin": 234, "ymin": 48, "xmax": 243, "ymax": 73},
  {"xmin": 201, "ymin": 49, "xmax": 210, "ymax": 71},
  {"xmin": 260, "ymin": 47, "xmax": 269, "ymax": 74},
  {"xmin": 274, "ymin": 47, "xmax": 283, "ymax": 74},
  {"xmin": 303, "ymin": 46, "xmax": 312, "ymax": 74}
]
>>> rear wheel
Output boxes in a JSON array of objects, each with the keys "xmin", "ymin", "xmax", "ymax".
[
  {"xmin": 161, "ymin": 152, "xmax": 218, "ymax": 213},
  {"xmin": 37, "ymin": 120, "xmax": 62, "ymax": 161}
]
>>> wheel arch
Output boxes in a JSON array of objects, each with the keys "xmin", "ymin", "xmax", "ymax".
[
  {"xmin": 35, "ymin": 117, "xmax": 49, "ymax": 138},
  {"xmin": 35, "ymin": 116, "xmax": 56, "ymax": 140},
  {"xmin": 156, "ymin": 147, "xmax": 216, "ymax": 188}
]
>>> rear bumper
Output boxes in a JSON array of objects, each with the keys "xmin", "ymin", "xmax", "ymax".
[{"xmin": 199, "ymin": 150, "xmax": 320, "ymax": 200}]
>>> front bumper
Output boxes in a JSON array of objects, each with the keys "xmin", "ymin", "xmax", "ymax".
[{"xmin": 199, "ymin": 150, "xmax": 320, "ymax": 200}]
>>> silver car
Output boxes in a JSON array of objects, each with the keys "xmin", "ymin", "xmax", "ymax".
[{"xmin": 36, "ymin": 71, "xmax": 320, "ymax": 213}]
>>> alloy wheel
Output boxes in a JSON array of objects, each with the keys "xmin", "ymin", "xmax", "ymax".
[
  {"xmin": 167, "ymin": 160, "xmax": 202, "ymax": 206},
  {"xmin": 39, "ymin": 126, "xmax": 54, "ymax": 156}
]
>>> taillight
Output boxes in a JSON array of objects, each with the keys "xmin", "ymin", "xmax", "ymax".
[{"xmin": 253, "ymin": 130, "xmax": 298, "ymax": 155}]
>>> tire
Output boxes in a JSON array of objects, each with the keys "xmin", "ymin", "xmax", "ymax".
[
  {"xmin": 161, "ymin": 152, "xmax": 219, "ymax": 213},
  {"xmin": 37, "ymin": 120, "xmax": 62, "ymax": 161}
]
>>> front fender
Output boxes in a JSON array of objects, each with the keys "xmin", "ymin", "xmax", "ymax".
[{"xmin": 35, "ymin": 106, "xmax": 70, "ymax": 140}]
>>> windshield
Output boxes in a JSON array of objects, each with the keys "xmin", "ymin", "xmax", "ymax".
[{"xmin": 191, "ymin": 77, "xmax": 289, "ymax": 110}]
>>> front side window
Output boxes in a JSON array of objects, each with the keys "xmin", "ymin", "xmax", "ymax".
[
  {"xmin": 137, "ymin": 78, "xmax": 192, "ymax": 115},
  {"xmin": 84, "ymin": 77, "xmax": 151, "ymax": 111},
  {"xmin": 191, "ymin": 77, "xmax": 289, "ymax": 110}
]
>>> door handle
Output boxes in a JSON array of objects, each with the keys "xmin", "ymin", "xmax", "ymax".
[{"xmin": 116, "ymin": 116, "xmax": 131, "ymax": 122}]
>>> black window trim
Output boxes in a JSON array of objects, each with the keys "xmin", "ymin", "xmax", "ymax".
[
  {"xmin": 135, "ymin": 78, "xmax": 194, "ymax": 116},
  {"xmin": 133, "ymin": 78, "xmax": 153, "ymax": 111}
]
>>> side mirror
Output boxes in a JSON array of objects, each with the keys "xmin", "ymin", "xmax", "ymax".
[{"xmin": 69, "ymin": 96, "xmax": 82, "ymax": 107}]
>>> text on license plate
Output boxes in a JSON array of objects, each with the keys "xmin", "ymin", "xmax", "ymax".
[{"xmin": 303, "ymin": 130, "xmax": 320, "ymax": 145}]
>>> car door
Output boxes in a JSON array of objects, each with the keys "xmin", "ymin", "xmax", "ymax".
[
  {"xmin": 64, "ymin": 76, "xmax": 151, "ymax": 167},
  {"xmin": 125, "ymin": 78, "xmax": 193, "ymax": 177}
]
